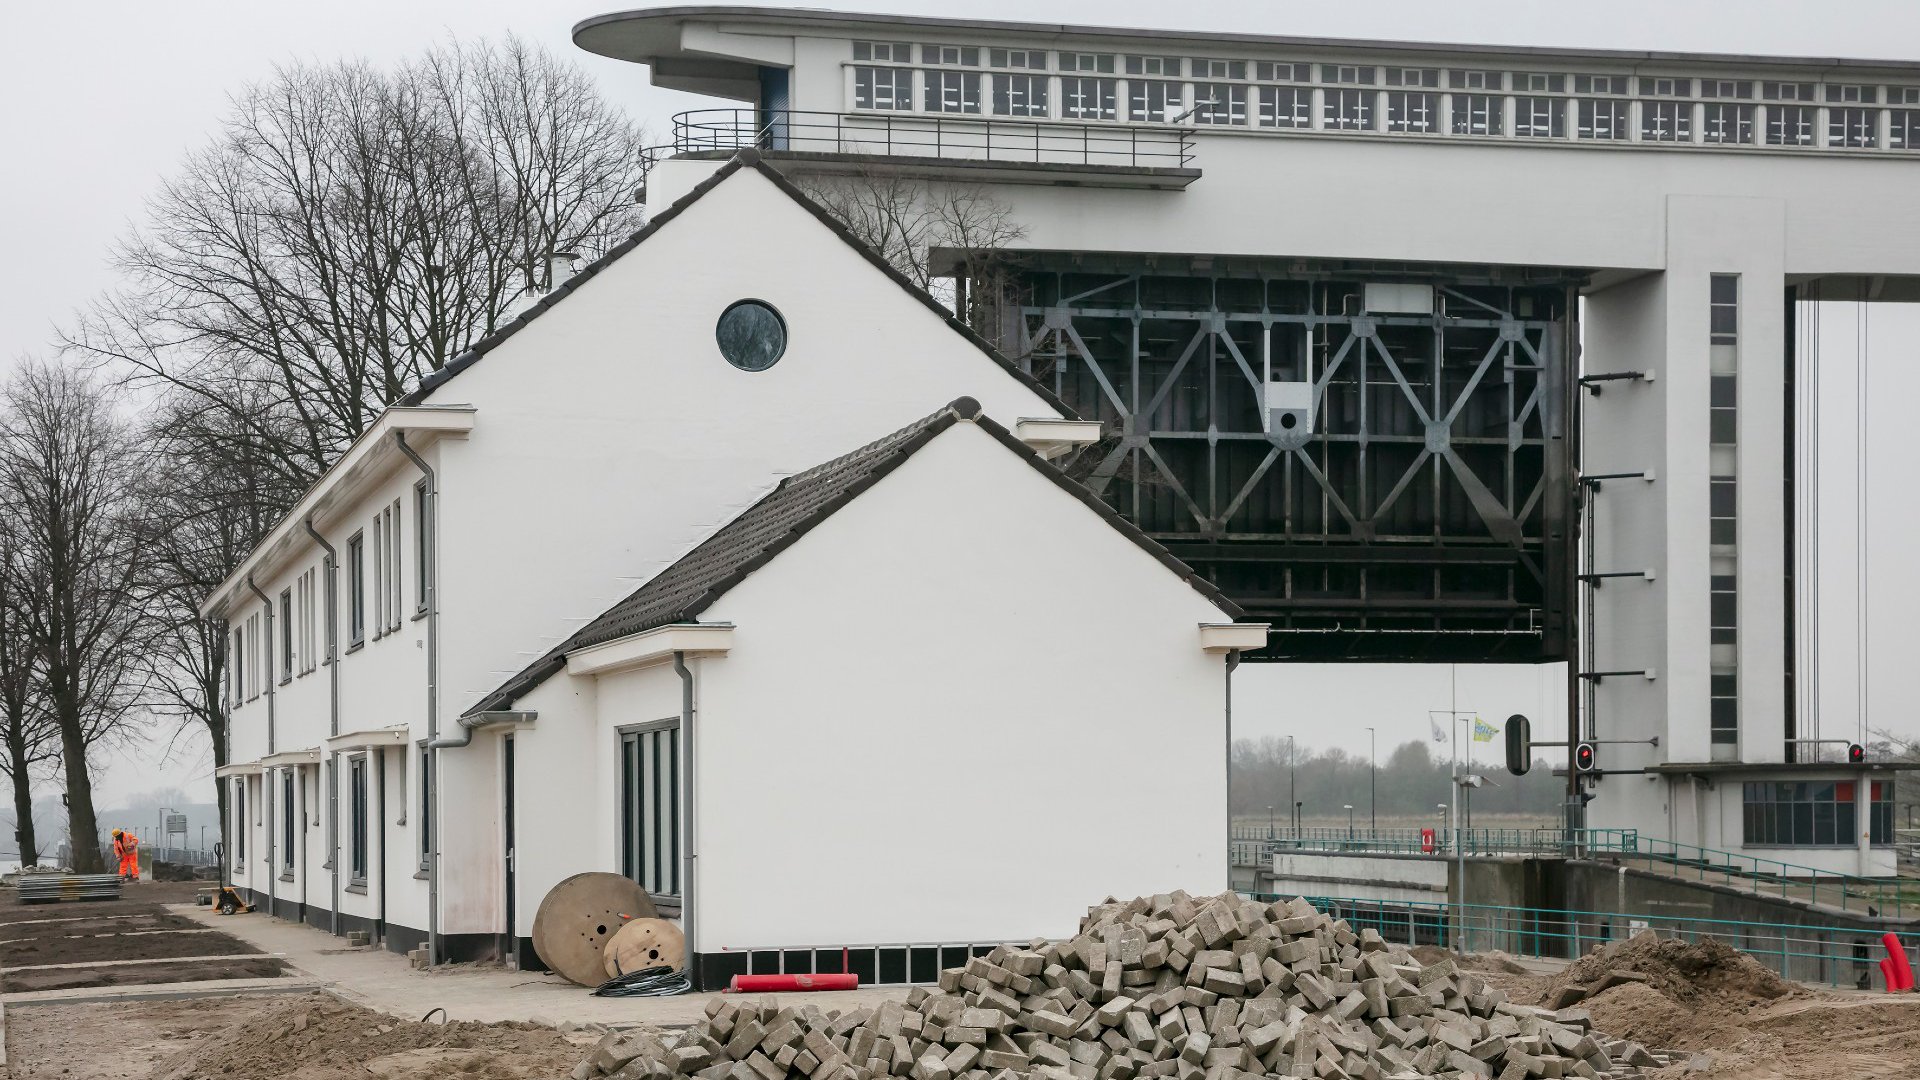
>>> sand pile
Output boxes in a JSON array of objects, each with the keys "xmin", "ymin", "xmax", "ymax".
[
  {"xmin": 149, "ymin": 992, "xmax": 583, "ymax": 1080},
  {"xmin": 1547, "ymin": 933, "xmax": 1798, "ymax": 1009}
]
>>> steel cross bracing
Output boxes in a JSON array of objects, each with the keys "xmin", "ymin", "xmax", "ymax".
[{"xmin": 1007, "ymin": 266, "xmax": 1579, "ymax": 662}]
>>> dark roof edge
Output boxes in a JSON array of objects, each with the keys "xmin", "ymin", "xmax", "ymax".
[
  {"xmin": 574, "ymin": 6, "xmax": 1920, "ymax": 74},
  {"xmin": 403, "ymin": 152, "xmax": 1076, "ymax": 420}
]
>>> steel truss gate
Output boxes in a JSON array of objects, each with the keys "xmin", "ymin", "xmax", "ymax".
[{"xmin": 1003, "ymin": 259, "xmax": 1581, "ymax": 663}]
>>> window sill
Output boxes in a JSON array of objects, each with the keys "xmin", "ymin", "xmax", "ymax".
[
  {"xmin": 279, "ymin": 873, "xmax": 294, "ymax": 883},
  {"xmin": 346, "ymin": 882, "xmax": 368, "ymax": 895},
  {"xmin": 411, "ymin": 608, "xmax": 428, "ymax": 623},
  {"xmin": 413, "ymin": 868, "xmax": 430, "ymax": 881},
  {"xmin": 346, "ymin": 641, "xmax": 365, "ymax": 655}
]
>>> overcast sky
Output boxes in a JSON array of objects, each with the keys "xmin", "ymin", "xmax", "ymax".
[{"xmin": 3, "ymin": 1, "xmax": 1918, "ymax": 813}]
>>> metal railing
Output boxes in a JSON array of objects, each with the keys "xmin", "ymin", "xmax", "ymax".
[
  {"xmin": 666, "ymin": 109, "xmax": 1197, "ymax": 170},
  {"xmin": 1259, "ymin": 894, "xmax": 1897, "ymax": 989},
  {"xmin": 1234, "ymin": 825, "xmax": 1915, "ymax": 917}
]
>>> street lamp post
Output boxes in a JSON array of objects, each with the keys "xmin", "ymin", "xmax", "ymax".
[
  {"xmin": 1287, "ymin": 736, "xmax": 1297, "ymax": 835},
  {"xmin": 1266, "ymin": 805, "xmax": 1274, "ymax": 840},
  {"xmin": 1365, "ymin": 726, "xmax": 1377, "ymax": 833},
  {"xmin": 1344, "ymin": 804, "xmax": 1355, "ymax": 841},
  {"xmin": 1294, "ymin": 800, "xmax": 1303, "ymax": 835}
]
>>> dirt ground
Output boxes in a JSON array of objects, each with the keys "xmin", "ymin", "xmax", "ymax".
[
  {"xmin": 6, "ymin": 991, "xmax": 592, "ymax": 1080},
  {"xmin": 0, "ymin": 879, "xmax": 280, "ymax": 992},
  {"xmin": 1452, "ymin": 932, "xmax": 1920, "ymax": 1080}
]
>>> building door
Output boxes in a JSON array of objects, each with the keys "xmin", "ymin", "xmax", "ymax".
[
  {"xmin": 503, "ymin": 733, "xmax": 517, "ymax": 959},
  {"xmin": 620, "ymin": 722, "xmax": 681, "ymax": 907}
]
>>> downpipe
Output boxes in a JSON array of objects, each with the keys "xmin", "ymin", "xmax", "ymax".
[
  {"xmin": 303, "ymin": 516, "xmax": 341, "ymax": 937},
  {"xmin": 394, "ymin": 432, "xmax": 441, "ymax": 965},
  {"xmin": 1225, "ymin": 650, "xmax": 1239, "ymax": 893},
  {"xmin": 246, "ymin": 576, "xmax": 276, "ymax": 920},
  {"xmin": 674, "ymin": 652, "xmax": 699, "ymax": 988}
]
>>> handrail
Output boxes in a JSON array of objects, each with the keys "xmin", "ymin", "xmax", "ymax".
[{"xmin": 664, "ymin": 109, "xmax": 1197, "ymax": 170}]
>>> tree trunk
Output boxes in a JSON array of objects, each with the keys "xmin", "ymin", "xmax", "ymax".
[
  {"xmin": 60, "ymin": 723, "xmax": 102, "ymax": 874},
  {"xmin": 5, "ymin": 731, "xmax": 36, "ymax": 869}
]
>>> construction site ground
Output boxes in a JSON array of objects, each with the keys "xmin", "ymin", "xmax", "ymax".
[{"xmin": 4, "ymin": 881, "xmax": 1920, "ymax": 1078}]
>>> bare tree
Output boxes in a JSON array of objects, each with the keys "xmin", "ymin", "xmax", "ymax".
[
  {"xmin": 0, "ymin": 364, "xmax": 149, "ymax": 873},
  {"xmin": 795, "ymin": 168, "xmax": 1028, "ymax": 342},
  {"xmin": 66, "ymin": 35, "xmax": 648, "ymax": 485},
  {"xmin": 0, "ymin": 527, "xmax": 56, "ymax": 868}
]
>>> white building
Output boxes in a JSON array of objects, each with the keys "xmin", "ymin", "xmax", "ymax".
[
  {"xmin": 208, "ymin": 154, "xmax": 1259, "ymax": 979},
  {"xmin": 583, "ymin": 7, "xmax": 1920, "ymax": 875}
]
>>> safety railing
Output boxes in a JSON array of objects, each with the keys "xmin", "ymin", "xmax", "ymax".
[
  {"xmin": 1232, "ymin": 826, "xmax": 1639, "ymax": 859},
  {"xmin": 1614, "ymin": 835, "xmax": 1912, "ymax": 918},
  {"xmin": 664, "ymin": 109, "xmax": 1197, "ymax": 171},
  {"xmin": 1254, "ymin": 894, "xmax": 1899, "ymax": 989}
]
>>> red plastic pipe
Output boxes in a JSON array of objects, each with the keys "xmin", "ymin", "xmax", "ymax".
[
  {"xmin": 1882, "ymin": 958, "xmax": 1899, "ymax": 992},
  {"xmin": 1883, "ymin": 933, "xmax": 1913, "ymax": 991},
  {"xmin": 729, "ymin": 973, "xmax": 860, "ymax": 993}
]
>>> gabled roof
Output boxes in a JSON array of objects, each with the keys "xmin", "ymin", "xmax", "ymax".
[
  {"xmin": 402, "ymin": 151, "xmax": 1073, "ymax": 418},
  {"xmin": 465, "ymin": 396, "xmax": 1238, "ymax": 716}
]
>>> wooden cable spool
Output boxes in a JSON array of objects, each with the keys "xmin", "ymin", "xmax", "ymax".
[{"xmin": 530, "ymin": 872, "xmax": 657, "ymax": 987}]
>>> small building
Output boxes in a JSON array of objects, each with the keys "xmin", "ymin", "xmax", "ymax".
[
  {"xmin": 464, "ymin": 398, "xmax": 1255, "ymax": 987},
  {"xmin": 205, "ymin": 151, "xmax": 1264, "ymax": 976}
]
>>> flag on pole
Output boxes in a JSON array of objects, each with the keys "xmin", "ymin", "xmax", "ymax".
[
  {"xmin": 1431, "ymin": 719, "xmax": 1448, "ymax": 743},
  {"xmin": 1472, "ymin": 716, "xmax": 1499, "ymax": 743}
]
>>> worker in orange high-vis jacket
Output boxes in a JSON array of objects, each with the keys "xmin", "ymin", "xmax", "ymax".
[{"xmin": 112, "ymin": 829, "xmax": 139, "ymax": 882}]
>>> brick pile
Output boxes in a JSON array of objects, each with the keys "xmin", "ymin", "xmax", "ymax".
[{"xmin": 573, "ymin": 892, "xmax": 1664, "ymax": 1080}]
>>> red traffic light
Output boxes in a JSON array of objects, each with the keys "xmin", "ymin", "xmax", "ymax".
[
  {"xmin": 1574, "ymin": 742, "xmax": 1597, "ymax": 773},
  {"xmin": 1849, "ymin": 743, "xmax": 1865, "ymax": 764}
]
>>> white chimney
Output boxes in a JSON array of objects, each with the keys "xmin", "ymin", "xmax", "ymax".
[{"xmin": 548, "ymin": 252, "xmax": 580, "ymax": 290}]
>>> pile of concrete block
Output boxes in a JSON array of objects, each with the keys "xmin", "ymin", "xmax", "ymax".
[{"xmin": 572, "ymin": 892, "xmax": 1664, "ymax": 1080}]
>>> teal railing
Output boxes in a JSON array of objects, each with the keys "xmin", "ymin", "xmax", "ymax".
[
  {"xmin": 1254, "ymin": 894, "xmax": 1895, "ymax": 988},
  {"xmin": 1614, "ymin": 835, "xmax": 1911, "ymax": 918}
]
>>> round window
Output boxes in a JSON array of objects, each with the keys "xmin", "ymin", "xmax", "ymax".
[{"xmin": 715, "ymin": 299, "xmax": 787, "ymax": 372}]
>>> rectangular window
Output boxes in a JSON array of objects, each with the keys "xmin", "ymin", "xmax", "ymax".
[
  {"xmin": 1323, "ymin": 88, "xmax": 1373, "ymax": 131},
  {"xmin": 1711, "ymin": 573, "xmax": 1738, "ymax": 646},
  {"xmin": 371, "ymin": 511, "xmax": 385, "ymax": 637},
  {"xmin": 347, "ymin": 532, "xmax": 365, "ymax": 646},
  {"xmin": 1764, "ymin": 83, "xmax": 1817, "ymax": 146},
  {"xmin": 1745, "ymin": 781, "xmax": 1893, "ymax": 846},
  {"xmin": 419, "ymin": 748, "xmax": 432, "ymax": 870},
  {"xmin": 1702, "ymin": 80, "xmax": 1753, "ymax": 100},
  {"xmin": 1450, "ymin": 69, "xmax": 1503, "ymax": 91},
  {"xmin": 1061, "ymin": 77, "xmax": 1116, "ymax": 120},
  {"xmin": 279, "ymin": 589, "xmax": 293, "ymax": 683},
  {"xmin": 1573, "ymin": 74, "xmax": 1627, "ymax": 95},
  {"xmin": 302, "ymin": 567, "xmax": 319, "ymax": 673},
  {"xmin": 1711, "ymin": 273, "xmax": 1739, "ymax": 344},
  {"xmin": 233, "ymin": 781, "xmax": 246, "ymax": 864},
  {"xmin": 1515, "ymin": 96, "xmax": 1564, "ymax": 138},
  {"xmin": 1196, "ymin": 59, "xmax": 1246, "ymax": 81},
  {"xmin": 1386, "ymin": 91, "xmax": 1438, "ymax": 133},
  {"xmin": 1578, "ymin": 98, "xmax": 1629, "ymax": 140},
  {"xmin": 1452, "ymin": 93, "xmax": 1502, "ymax": 136},
  {"xmin": 920, "ymin": 44, "xmax": 979, "ymax": 67},
  {"xmin": 1194, "ymin": 83, "xmax": 1247, "ymax": 126},
  {"xmin": 1124, "ymin": 56, "xmax": 1182, "ymax": 78},
  {"xmin": 988, "ymin": 48, "xmax": 1047, "ymax": 71},
  {"xmin": 852, "ymin": 41, "xmax": 910, "ymax": 63},
  {"xmin": 414, "ymin": 485, "xmax": 429, "ymax": 613},
  {"xmin": 1710, "ymin": 477, "xmax": 1737, "ymax": 545},
  {"xmin": 1060, "ymin": 52, "xmax": 1115, "ymax": 75},
  {"xmin": 1702, "ymin": 103, "xmax": 1754, "ymax": 144},
  {"xmin": 1257, "ymin": 86, "xmax": 1311, "ymax": 128},
  {"xmin": 231, "ymin": 628, "xmax": 245, "ymax": 704},
  {"xmin": 991, "ymin": 72, "xmax": 1049, "ymax": 117},
  {"xmin": 1637, "ymin": 76, "xmax": 1692, "ymax": 98},
  {"xmin": 923, "ymin": 69, "xmax": 981, "ymax": 114},
  {"xmin": 281, "ymin": 770, "xmax": 295, "ymax": 872},
  {"xmin": 621, "ymin": 723, "xmax": 682, "ymax": 899},
  {"xmin": 853, "ymin": 66, "xmax": 911, "ymax": 111},
  {"xmin": 349, "ymin": 756, "xmax": 368, "ymax": 884},
  {"xmin": 1711, "ymin": 673, "xmax": 1739, "ymax": 746},
  {"xmin": 1128, "ymin": 79, "xmax": 1182, "ymax": 123},
  {"xmin": 1385, "ymin": 67, "xmax": 1439, "ymax": 89},
  {"xmin": 1829, "ymin": 106, "xmax": 1876, "ymax": 148},
  {"xmin": 1892, "ymin": 109, "xmax": 1920, "ymax": 149},
  {"xmin": 1516, "ymin": 72, "xmax": 1565, "ymax": 93},
  {"xmin": 1642, "ymin": 99, "xmax": 1692, "ymax": 142},
  {"xmin": 1320, "ymin": 64, "xmax": 1377, "ymax": 86},
  {"xmin": 1256, "ymin": 62, "xmax": 1312, "ymax": 83},
  {"xmin": 385, "ymin": 500, "xmax": 402, "ymax": 632},
  {"xmin": 1711, "ymin": 375, "xmax": 1738, "ymax": 444}
]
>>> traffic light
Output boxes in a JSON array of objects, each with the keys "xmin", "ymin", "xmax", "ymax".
[
  {"xmin": 1849, "ymin": 743, "xmax": 1865, "ymax": 764},
  {"xmin": 1574, "ymin": 741, "xmax": 1597, "ymax": 774},
  {"xmin": 1505, "ymin": 715, "xmax": 1531, "ymax": 776}
]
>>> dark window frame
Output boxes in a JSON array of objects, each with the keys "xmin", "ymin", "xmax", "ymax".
[{"xmin": 347, "ymin": 532, "xmax": 366, "ymax": 647}]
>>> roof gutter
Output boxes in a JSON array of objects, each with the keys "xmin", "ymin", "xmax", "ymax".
[
  {"xmin": 428, "ymin": 711, "xmax": 537, "ymax": 750},
  {"xmin": 302, "ymin": 515, "xmax": 341, "ymax": 938},
  {"xmin": 393, "ymin": 431, "xmax": 441, "ymax": 966}
]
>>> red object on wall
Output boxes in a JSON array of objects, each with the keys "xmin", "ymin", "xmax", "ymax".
[
  {"xmin": 729, "ymin": 973, "xmax": 861, "ymax": 993},
  {"xmin": 1883, "ymin": 933, "xmax": 1914, "ymax": 991},
  {"xmin": 1420, "ymin": 828, "xmax": 1436, "ymax": 854}
]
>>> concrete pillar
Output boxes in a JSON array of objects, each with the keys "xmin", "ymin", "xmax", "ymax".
[{"xmin": 1856, "ymin": 770, "xmax": 1872, "ymax": 876}]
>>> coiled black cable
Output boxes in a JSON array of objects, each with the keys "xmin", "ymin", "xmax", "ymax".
[{"xmin": 592, "ymin": 965, "xmax": 692, "ymax": 997}]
